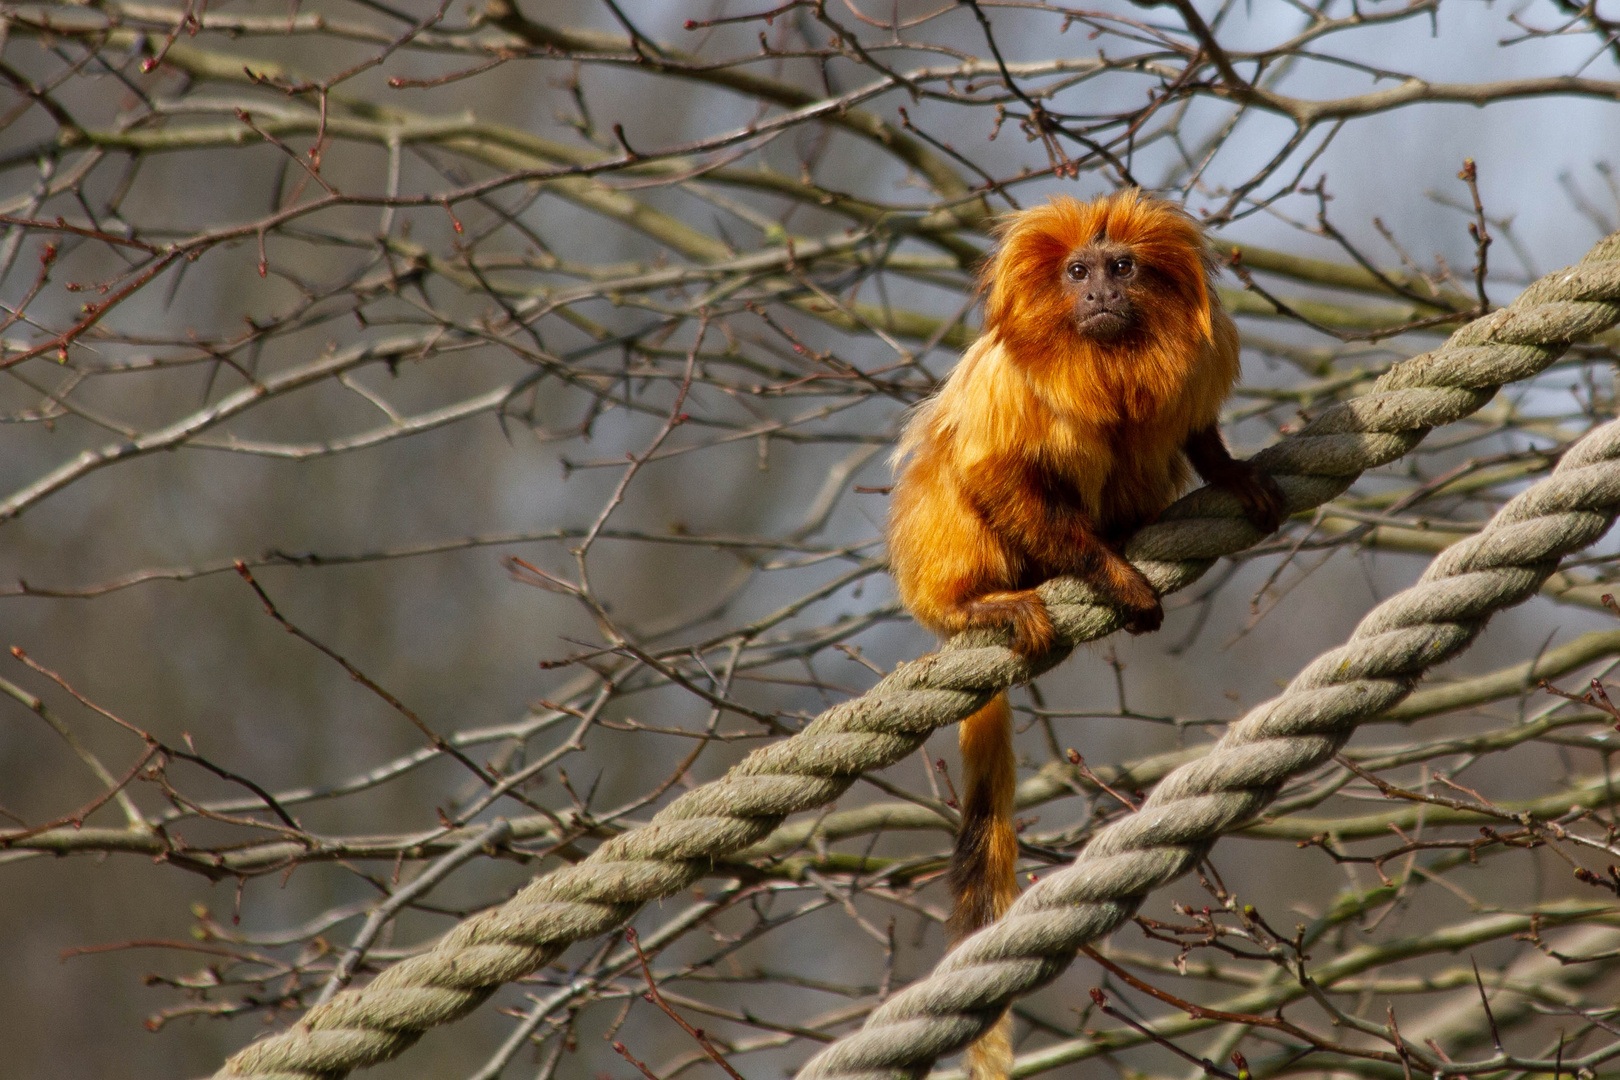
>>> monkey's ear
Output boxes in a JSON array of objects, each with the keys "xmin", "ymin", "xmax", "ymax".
[{"xmin": 1182, "ymin": 251, "xmax": 1215, "ymax": 343}]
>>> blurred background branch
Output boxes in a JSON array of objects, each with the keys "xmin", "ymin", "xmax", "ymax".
[{"xmin": 5, "ymin": 1, "xmax": 1620, "ymax": 1078}]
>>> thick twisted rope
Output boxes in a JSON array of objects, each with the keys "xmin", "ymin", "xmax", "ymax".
[
  {"xmin": 796, "ymin": 405, "xmax": 1620, "ymax": 1080},
  {"xmin": 214, "ymin": 233, "xmax": 1620, "ymax": 1079}
]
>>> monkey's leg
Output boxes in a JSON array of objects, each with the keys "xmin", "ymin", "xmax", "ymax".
[
  {"xmin": 960, "ymin": 458, "xmax": 1162, "ymax": 636},
  {"xmin": 1185, "ymin": 423, "xmax": 1286, "ymax": 533},
  {"xmin": 948, "ymin": 693, "xmax": 1020, "ymax": 1080},
  {"xmin": 1065, "ymin": 531, "xmax": 1163, "ymax": 635}
]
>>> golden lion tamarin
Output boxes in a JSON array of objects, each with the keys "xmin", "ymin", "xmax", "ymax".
[{"xmin": 887, "ymin": 190, "xmax": 1285, "ymax": 1080}]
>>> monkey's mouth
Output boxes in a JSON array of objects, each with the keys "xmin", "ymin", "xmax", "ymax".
[{"xmin": 1075, "ymin": 309, "xmax": 1130, "ymax": 338}]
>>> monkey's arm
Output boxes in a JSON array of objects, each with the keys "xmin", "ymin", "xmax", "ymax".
[
  {"xmin": 961, "ymin": 456, "xmax": 1163, "ymax": 634},
  {"xmin": 1184, "ymin": 424, "xmax": 1287, "ymax": 533}
]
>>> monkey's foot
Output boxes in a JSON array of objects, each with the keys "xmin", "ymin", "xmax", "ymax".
[{"xmin": 955, "ymin": 591, "xmax": 1056, "ymax": 657}]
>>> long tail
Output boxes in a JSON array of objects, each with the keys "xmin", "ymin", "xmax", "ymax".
[{"xmin": 947, "ymin": 692, "xmax": 1020, "ymax": 1080}]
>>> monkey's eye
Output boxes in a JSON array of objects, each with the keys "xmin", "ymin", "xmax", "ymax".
[
  {"xmin": 1066, "ymin": 262, "xmax": 1088, "ymax": 281},
  {"xmin": 1110, "ymin": 257, "xmax": 1134, "ymax": 276}
]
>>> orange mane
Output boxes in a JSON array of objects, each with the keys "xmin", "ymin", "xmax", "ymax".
[{"xmin": 979, "ymin": 190, "xmax": 1219, "ymax": 424}]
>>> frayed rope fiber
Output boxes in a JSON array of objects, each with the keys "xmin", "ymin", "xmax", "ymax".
[{"xmin": 215, "ymin": 234, "xmax": 1620, "ymax": 1080}]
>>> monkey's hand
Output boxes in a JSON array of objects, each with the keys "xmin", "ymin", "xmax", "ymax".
[
  {"xmin": 1184, "ymin": 425, "xmax": 1289, "ymax": 535},
  {"xmin": 1215, "ymin": 460, "xmax": 1287, "ymax": 535}
]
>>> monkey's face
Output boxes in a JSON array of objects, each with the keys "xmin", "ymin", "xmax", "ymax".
[{"xmin": 1062, "ymin": 242, "xmax": 1139, "ymax": 341}]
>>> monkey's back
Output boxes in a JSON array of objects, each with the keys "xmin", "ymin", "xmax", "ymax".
[{"xmin": 888, "ymin": 340, "xmax": 1030, "ymax": 635}]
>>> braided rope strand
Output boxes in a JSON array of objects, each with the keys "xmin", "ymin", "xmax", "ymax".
[
  {"xmin": 795, "ymin": 415, "xmax": 1620, "ymax": 1080},
  {"xmin": 214, "ymin": 235, "xmax": 1620, "ymax": 1079}
]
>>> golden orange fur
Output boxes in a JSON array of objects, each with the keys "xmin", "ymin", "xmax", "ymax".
[
  {"xmin": 889, "ymin": 191, "xmax": 1244, "ymax": 647},
  {"xmin": 888, "ymin": 190, "xmax": 1284, "ymax": 1080},
  {"xmin": 948, "ymin": 695, "xmax": 1020, "ymax": 1080}
]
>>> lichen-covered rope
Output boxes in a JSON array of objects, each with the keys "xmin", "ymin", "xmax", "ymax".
[
  {"xmin": 214, "ymin": 235, "xmax": 1620, "ymax": 1080},
  {"xmin": 795, "ymin": 407, "xmax": 1620, "ymax": 1080}
]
